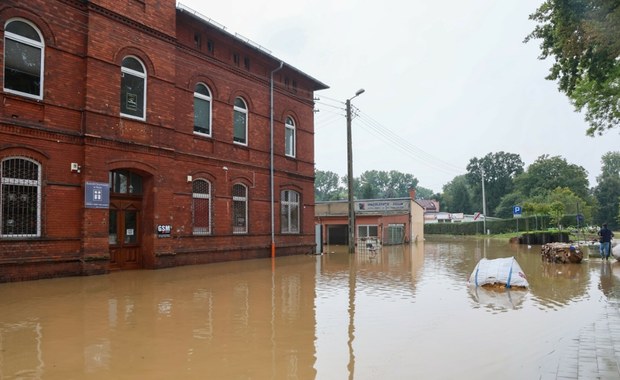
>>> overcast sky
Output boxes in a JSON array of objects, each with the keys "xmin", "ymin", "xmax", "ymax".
[{"xmin": 182, "ymin": 0, "xmax": 619, "ymax": 194}]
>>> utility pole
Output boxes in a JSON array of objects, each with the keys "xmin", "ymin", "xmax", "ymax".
[
  {"xmin": 346, "ymin": 89, "xmax": 365, "ymax": 254},
  {"xmin": 481, "ymin": 168, "xmax": 487, "ymax": 235}
]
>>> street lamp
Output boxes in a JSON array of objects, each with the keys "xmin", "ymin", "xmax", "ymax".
[{"xmin": 346, "ymin": 88, "xmax": 365, "ymax": 254}]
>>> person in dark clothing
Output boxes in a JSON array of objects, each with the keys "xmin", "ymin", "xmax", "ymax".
[{"xmin": 598, "ymin": 223, "xmax": 614, "ymax": 260}]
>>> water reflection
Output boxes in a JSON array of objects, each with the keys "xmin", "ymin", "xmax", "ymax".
[
  {"xmin": 0, "ymin": 237, "xmax": 617, "ymax": 379},
  {"xmin": 469, "ymin": 287, "xmax": 528, "ymax": 312}
]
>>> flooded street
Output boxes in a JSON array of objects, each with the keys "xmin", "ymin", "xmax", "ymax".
[{"xmin": 1, "ymin": 237, "xmax": 618, "ymax": 379}]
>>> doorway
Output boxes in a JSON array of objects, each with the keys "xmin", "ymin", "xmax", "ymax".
[
  {"xmin": 109, "ymin": 199, "xmax": 141, "ymax": 270},
  {"xmin": 108, "ymin": 169, "xmax": 144, "ymax": 270}
]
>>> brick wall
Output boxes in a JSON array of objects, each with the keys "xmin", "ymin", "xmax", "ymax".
[{"xmin": 0, "ymin": 0, "xmax": 325, "ymax": 282}]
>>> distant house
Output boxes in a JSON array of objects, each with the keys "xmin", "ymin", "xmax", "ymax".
[{"xmin": 315, "ymin": 190, "xmax": 425, "ymax": 247}]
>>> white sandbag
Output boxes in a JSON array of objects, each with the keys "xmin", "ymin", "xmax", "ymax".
[
  {"xmin": 612, "ymin": 243, "xmax": 620, "ymax": 260},
  {"xmin": 468, "ymin": 257, "xmax": 529, "ymax": 288}
]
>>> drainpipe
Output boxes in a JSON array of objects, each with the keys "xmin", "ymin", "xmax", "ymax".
[{"xmin": 270, "ymin": 61, "xmax": 284, "ymax": 258}]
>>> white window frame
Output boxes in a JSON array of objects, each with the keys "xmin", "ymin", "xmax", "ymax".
[
  {"xmin": 281, "ymin": 190, "xmax": 300, "ymax": 234},
  {"xmin": 192, "ymin": 179, "xmax": 212, "ymax": 235},
  {"xmin": 0, "ymin": 157, "xmax": 41, "ymax": 238},
  {"xmin": 285, "ymin": 117, "xmax": 296, "ymax": 158},
  {"xmin": 193, "ymin": 83, "xmax": 212, "ymax": 137},
  {"xmin": 232, "ymin": 183, "xmax": 248, "ymax": 234},
  {"xmin": 233, "ymin": 97, "xmax": 248, "ymax": 146},
  {"xmin": 357, "ymin": 225, "xmax": 379, "ymax": 238},
  {"xmin": 3, "ymin": 18, "xmax": 45, "ymax": 100},
  {"xmin": 120, "ymin": 56, "xmax": 147, "ymax": 121}
]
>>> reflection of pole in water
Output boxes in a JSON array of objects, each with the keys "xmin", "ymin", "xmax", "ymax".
[{"xmin": 347, "ymin": 254, "xmax": 356, "ymax": 380}]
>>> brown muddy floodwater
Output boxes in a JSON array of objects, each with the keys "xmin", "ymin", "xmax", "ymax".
[{"xmin": 1, "ymin": 236, "xmax": 618, "ymax": 379}]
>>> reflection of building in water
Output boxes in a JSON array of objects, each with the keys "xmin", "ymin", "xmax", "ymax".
[
  {"xmin": 0, "ymin": 321, "xmax": 44, "ymax": 378},
  {"xmin": 0, "ymin": 259, "xmax": 318, "ymax": 378}
]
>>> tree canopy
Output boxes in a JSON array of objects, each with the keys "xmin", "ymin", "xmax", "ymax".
[
  {"xmin": 314, "ymin": 169, "xmax": 420, "ymax": 201},
  {"xmin": 594, "ymin": 151, "xmax": 620, "ymax": 228},
  {"xmin": 513, "ymin": 155, "xmax": 590, "ymax": 199},
  {"xmin": 526, "ymin": 0, "xmax": 620, "ymax": 135},
  {"xmin": 466, "ymin": 152, "xmax": 524, "ymax": 216}
]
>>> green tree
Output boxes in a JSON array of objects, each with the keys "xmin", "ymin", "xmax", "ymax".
[
  {"xmin": 442, "ymin": 175, "xmax": 474, "ymax": 213},
  {"xmin": 547, "ymin": 187, "xmax": 593, "ymax": 222},
  {"xmin": 494, "ymin": 192, "xmax": 524, "ymax": 219},
  {"xmin": 514, "ymin": 155, "xmax": 590, "ymax": 199},
  {"xmin": 314, "ymin": 169, "xmax": 343, "ymax": 201},
  {"xmin": 356, "ymin": 170, "xmax": 418, "ymax": 199},
  {"xmin": 549, "ymin": 201, "xmax": 566, "ymax": 228},
  {"xmin": 594, "ymin": 151, "xmax": 620, "ymax": 228},
  {"xmin": 415, "ymin": 186, "xmax": 435, "ymax": 200},
  {"xmin": 466, "ymin": 152, "xmax": 524, "ymax": 217},
  {"xmin": 526, "ymin": 0, "xmax": 620, "ymax": 135}
]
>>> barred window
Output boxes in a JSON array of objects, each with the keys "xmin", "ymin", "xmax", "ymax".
[
  {"xmin": 192, "ymin": 179, "xmax": 211, "ymax": 235},
  {"xmin": 1, "ymin": 157, "xmax": 41, "ymax": 237},
  {"xmin": 232, "ymin": 184, "xmax": 247, "ymax": 234},
  {"xmin": 285, "ymin": 117, "xmax": 296, "ymax": 158},
  {"xmin": 281, "ymin": 190, "xmax": 300, "ymax": 234},
  {"xmin": 4, "ymin": 19, "xmax": 44, "ymax": 99}
]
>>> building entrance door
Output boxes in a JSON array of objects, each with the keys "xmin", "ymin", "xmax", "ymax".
[{"xmin": 109, "ymin": 199, "xmax": 141, "ymax": 270}]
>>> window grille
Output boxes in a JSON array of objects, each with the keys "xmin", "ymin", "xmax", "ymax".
[
  {"xmin": 1, "ymin": 157, "xmax": 41, "ymax": 237},
  {"xmin": 232, "ymin": 184, "xmax": 247, "ymax": 234},
  {"xmin": 192, "ymin": 179, "xmax": 211, "ymax": 235}
]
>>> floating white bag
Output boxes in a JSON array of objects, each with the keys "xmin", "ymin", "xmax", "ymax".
[{"xmin": 468, "ymin": 257, "xmax": 529, "ymax": 288}]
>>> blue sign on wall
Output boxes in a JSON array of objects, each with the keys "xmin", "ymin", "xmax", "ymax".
[{"xmin": 85, "ymin": 181, "xmax": 110, "ymax": 209}]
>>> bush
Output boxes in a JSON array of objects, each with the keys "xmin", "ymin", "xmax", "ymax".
[{"xmin": 424, "ymin": 215, "xmax": 554, "ymax": 235}]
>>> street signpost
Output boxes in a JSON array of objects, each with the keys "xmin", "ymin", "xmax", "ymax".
[{"xmin": 513, "ymin": 205, "xmax": 522, "ymax": 232}]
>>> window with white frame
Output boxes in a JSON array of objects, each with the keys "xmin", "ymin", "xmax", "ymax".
[
  {"xmin": 357, "ymin": 225, "xmax": 378, "ymax": 238},
  {"xmin": 280, "ymin": 190, "xmax": 300, "ymax": 233},
  {"xmin": 285, "ymin": 117, "xmax": 296, "ymax": 157},
  {"xmin": 233, "ymin": 97, "xmax": 248, "ymax": 145},
  {"xmin": 3, "ymin": 19, "xmax": 44, "ymax": 99},
  {"xmin": 192, "ymin": 179, "xmax": 211, "ymax": 235},
  {"xmin": 1, "ymin": 157, "xmax": 41, "ymax": 237},
  {"xmin": 120, "ymin": 56, "xmax": 146, "ymax": 120},
  {"xmin": 194, "ymin": 83, "xmax": 212, "ymax": 136},
  {"xmin": 232, "ymin": 183, "xmax": 247, "ymax": 234}
]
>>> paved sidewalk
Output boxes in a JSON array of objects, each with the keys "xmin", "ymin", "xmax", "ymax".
[{"xmin": 544, "ymin": 299, "xmax": 620, "ymax": 379}]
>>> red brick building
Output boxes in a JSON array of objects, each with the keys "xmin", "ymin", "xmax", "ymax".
[{"xmin": 0, "ymin": 0, "xmax": 327, "ymax": 282}]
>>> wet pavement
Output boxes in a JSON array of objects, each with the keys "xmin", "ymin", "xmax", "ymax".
[{"xmin": 545, "ymin": 298, "xmax": 620, "ymax": 380}]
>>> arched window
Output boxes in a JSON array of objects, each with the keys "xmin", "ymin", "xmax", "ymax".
[
  {"xmin": 280, "ymin": 190, "xmax": 300, "ymax": 233},
  {"xmin": 120, "ymin": 56, "xmax": 146, "ymax": 120},
  {"xmin": 232, "ymin": 183, "xmax": 247, "ymax": 234},
  {"xmin": 285, "ymin": 117, "xmax": 296, "ymax": 158},
  {"xmin": 192, "ymin": 179, "xmax": 211, "ymax": 235},
  {"xmin": 233, "ymin": 97, "xmax": 248, "ymax": 145},
  {"xmin": 194, "ymin": 83, "xmax": 212, "ymax": 136},
  {"xmin": 3, "ymin": 19, "xmax": 44, "ymax": 99},
  {"xmin": 1, "ymin": 157, "xmax": 41, "ymax": 237}
]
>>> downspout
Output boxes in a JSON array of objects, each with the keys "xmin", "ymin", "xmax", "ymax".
[{"xmin": 270, "ymin": 61, "xmax": 284, "ymax": 258}]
